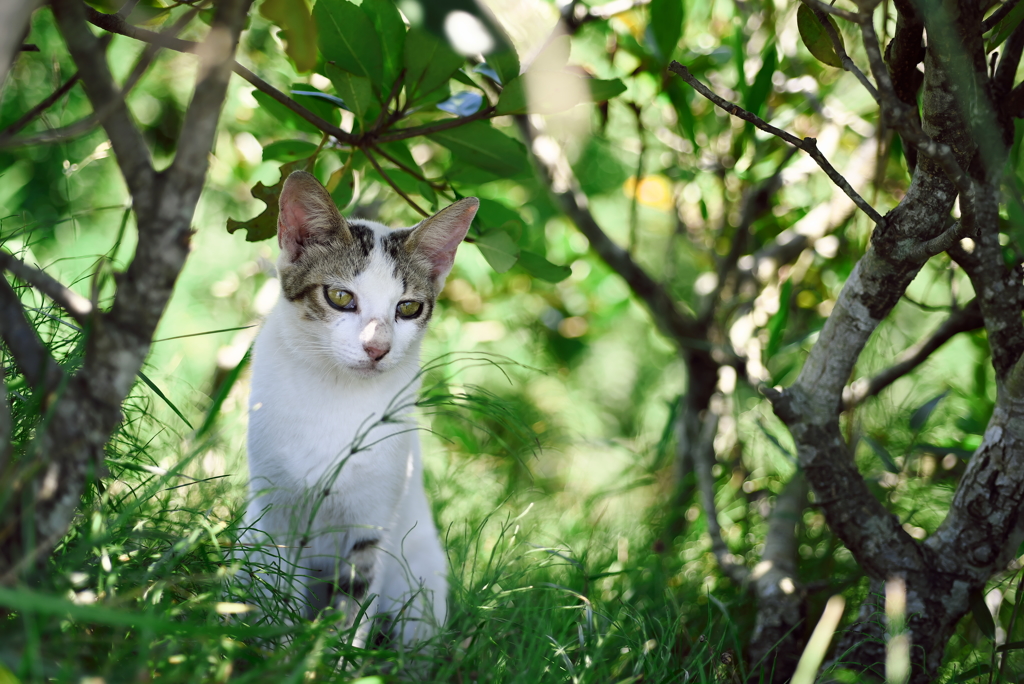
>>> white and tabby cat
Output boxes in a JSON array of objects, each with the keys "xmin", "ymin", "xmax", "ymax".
[{"xmin": 242, "ymin": 170, "xmax": 478, "ymax": 647}]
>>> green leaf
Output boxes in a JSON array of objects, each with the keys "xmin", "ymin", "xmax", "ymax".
[
  {"xmin": 910, "ymin": 390, "xmax": 948, "ymax": 431},
  {"xmin": 252, "ymin": 90, "xmax": 321, "ymax": 135},
  {"xmin": 314, "ymin": 0, "xmax": 383, "ymax": 86},
  {"xmin": 495, "ymin": 76, "xmax": 528, "ymax": 115},
  {"xmin": 360, "ymin": 0, "xmax": 406, "ymax": 91},
  {"xmin": 404, "ymin": 28, "xmax": 464, "ymax": 103},
  {"xmin": 227, "ymin": 160, "xmax": 306, "ymax": 242},
  {"xmin": 427, "ymin": 121, "xmax": 529, "ymax": 177},
  {"xmin": 262, "ymin": 139, "xmax": 319, "ymax": 162},
  {"xmin": 488, "ymin": 50, "xmax": 520, "ymax": 85},
  {"xmin": 327, "ymin": 164, "xmax": 355, "ymax": 209},
  {"xmin": 969, "ymin": 587, "xmax": 997, "ymax": 640},
  {"xmin": 138, "ymin": 370, "xmax": 192, "ymax": 429},
  {"xmin": 862, "ymin": 435, "xmax": 899, "ymax": 474},
  {"xmin": 260, "ymin": 0, "xmax": 318, "ymax": 72},
  {"xmin": 986, "ymin": 0, "xmax": 1024, "ymax": 52},
  {"xmin": 325, "ymin": 64, "xmax": 378, "ymax": 125},
  {"xmin": 764, "ymin": 278, "xmax": 791, "ymax": 359},
  {"xmin": 950, "ymin": 665, "xmax": 992, "ymax": 683},
  {"xmin": 475, "ymin": 197, "xmax": 525, "ymax": 241},
  {"xmin": 475, "ymin": 229, "xmax": 520, "ymax": 273},
  {"xmin": 797, "ymin": 5, "xmax": 844, "ymax": 68},
  {"xmin": 518, "ymin": 250, "xmax": 570, "ymax": 282},
  {"xmin": 666, "ymin": 81, "xmax": 698, "ymax": 150},
  {"xmin": 289, "ymin": 85, "xmax": 341, "ymax": 126},
  {"xmin": 744, "ymin": 41, "xmax": 777, "ymax": 118},
  {"xmin": 649, "ymin": 0, "xmax": 684, "ymax": 63},
  {"xmin": 589, "ymin": 78, "xmax": 627, "ymax": 103}
]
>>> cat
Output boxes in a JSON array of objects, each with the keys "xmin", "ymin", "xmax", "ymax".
[{"xmin": 239, "ymin": 170, "xmax": 478, "ymax": 649}]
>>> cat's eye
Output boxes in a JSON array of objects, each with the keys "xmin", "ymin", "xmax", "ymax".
[
  {"xmin": 396, "ymin": 300, "xmax": 423, "ymax": 319},
  {"xmin": 325, "ymin": 287, "xmax": 356, "ymax": 310}
]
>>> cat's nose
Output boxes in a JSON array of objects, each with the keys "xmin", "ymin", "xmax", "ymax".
[{"xmin": 364, "ymin": 343, "xmax": 390, "ymax": 361}]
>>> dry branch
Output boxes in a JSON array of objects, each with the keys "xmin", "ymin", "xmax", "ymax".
[
  {"xmin": 668, "ymin": 61, "xmax": 883, "ymax": 224},
  {"xmin": 0, "ymin": 253, "xmax": 93, "ymax": 325},
  {"xmin": 842, "ymin": 299, "xmax": 983, "ymax": 409}
]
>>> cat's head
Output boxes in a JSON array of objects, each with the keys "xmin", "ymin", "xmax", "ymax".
[{"xmin": 274, "ymin": 170, "xmax": 478, "ymax": 377}]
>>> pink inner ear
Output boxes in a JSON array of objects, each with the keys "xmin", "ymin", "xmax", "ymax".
[{"xmin": 278, "ymin": 196, "xmax": 310, "ymax": 253}]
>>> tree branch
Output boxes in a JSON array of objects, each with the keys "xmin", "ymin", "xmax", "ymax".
[
  {"xmin": 0, "ymin": 253, "xmax": 93, "ymax": 325},
  {"xmin": 51, "ymin": 0, "xmax": 155, "ymax": 205},
  {"xmin": 842, "ymin": 298, "xmax": 983, "ymax": 409},
  {"xmin": 691, "ymin": 409, "xmax": 749, "ymax": 585},
  {"xmin": 518, "ymin": 116, "xmax": 704, "ymax": 352},
  {"xmin": 363, "ymin": 147, "xmax": 429, "ymax": 218},
  {"xmin": 0, "ymin": 277, "xmax": 63, "ymax": 393},
  {"xmin": 83, "ymin": 6, "xmax": 361, "ymax": 147},
  {"xmin": 668, "ymin": 61, "xmax": 883, "ymax": 224},
  {"xmin": 0, "ymin": 72, "xmax": 81, "ymax": 140}
]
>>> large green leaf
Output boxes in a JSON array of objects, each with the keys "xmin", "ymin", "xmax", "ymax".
[
  {"xmin": 252, "ymin": 90, "xmax": 321, "ymax": 135},
  {"xmin": 404, "ymin": 28, "xmax": 465, "ymax": 103},
  {"xmin": 518, "ymin": 250, "xmax": 571, "ymax": 282},
  {"xmin": 226, "ymin": 160, "xmax": 306, "ymax": 242},
  {"xmin": 488, "ymin": 49, "xmax": 520, "ymax": 85},
  {"xmin": 986, "ymin": 0, "xmax": 1024, "ymax": 52},
  {"xmin": 589, "ymin": 78, "xmax": 627, "ymax": 103},
  {"xmin": 326, "ymin": 64, "xmax": 379, "ymax": 126},
  {"xmin": 744, "ymin": 41, "xmax": 777, "ymax": 118},
  {"xmin": 476, "ymin": 197, "xmax": 525, "ymax": 241},
  {"xmin": 649, "ymin": 0, "xmax": 684, "ymax": 63},
  {"xmin": 475, "ymin": 229, "xmax": 520, "ymax": 273},
  {"xmin": 360, "ymin": 0, "xmax": 406, "ymax": 92},
  {"xmin": 797, "ymin": 5, "xmax": 844, "ymax": 68},
  {"xmin": 262, "ymin": 139, "xmax": 319, "ymax": 162},
  {"xmin": 260, "ymin": 0, "xmax": 318, "ymax": 72},
  {"xmin": 314, "ymin": 0, "xmax": 383, "ymax": 86},
  {"xmin": 427, "ymin": 121, "xmax": 529, "ymax": 177}
]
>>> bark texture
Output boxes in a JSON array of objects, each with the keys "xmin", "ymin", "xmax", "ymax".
[
  {"xmin": 0, "ymin": 0, "xmax": 252, "ymax": 582},
  {"xmin": 760, "ymin": 0, "xmax": 1024, "ymax": 679}
]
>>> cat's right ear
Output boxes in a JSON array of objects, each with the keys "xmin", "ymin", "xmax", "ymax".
[{"xmin": 278, "ymin": 171, "xmax": 350, "ymax": 262}]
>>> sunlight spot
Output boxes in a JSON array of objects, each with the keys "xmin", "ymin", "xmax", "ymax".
[
  {"xmin": 215, "ymin": 602, "xmax": 254, "ymax": 615},
  {"xmin": 444, "ymin": 11, "xmax": 495, "ymax": 55}
]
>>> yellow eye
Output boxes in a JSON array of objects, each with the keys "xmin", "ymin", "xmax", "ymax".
[
  {"xmin": 396, "ymin": 300, "xmax": 422, "ymax": 319},
  {"xmin": 325, "ymin": 287, "xmax": 354, "ymax": 310}
]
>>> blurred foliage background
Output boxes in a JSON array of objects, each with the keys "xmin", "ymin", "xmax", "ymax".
[{"xmin": 0, "ymin": 0, "xmax": 1019, "ymax": 681}]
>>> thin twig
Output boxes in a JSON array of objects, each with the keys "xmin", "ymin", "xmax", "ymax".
[
  {"xmin": 83, "ymin": 6, "xmax": 360, "ymax": 146},
  {"xmin": 0, "ymin": 253, "xmax": 92, "ymax": 324},
  {"xmin": 0, "ymin": 73, "xmax": 81, "ymax": 139},
  {"xmin": 668, "ymin": 61, "xmax": 883, "ymax": 224},
  {"xmin": 362, "ymin": 147, "xmax": 429, "ymax": 217},
  {"xmin": 842, "ymin": 299, "xmax": 982, "ymax": 408},
  {"xmin": 52, "ymin": 0, "xmax": 155, "ymax": 203},
  {"xmin": 375, "ymin": 107, "xmax": 496, "ymax": 143}
]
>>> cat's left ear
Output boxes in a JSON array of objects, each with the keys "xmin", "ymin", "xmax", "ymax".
[{"xmin": 407, "ymin": 197, "xmax": 479, "ymax": 290}]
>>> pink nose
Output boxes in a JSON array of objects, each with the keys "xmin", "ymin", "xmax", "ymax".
[{"xmin": 364, "ymin": 344, "xmax": 390, "ymax": 361}]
